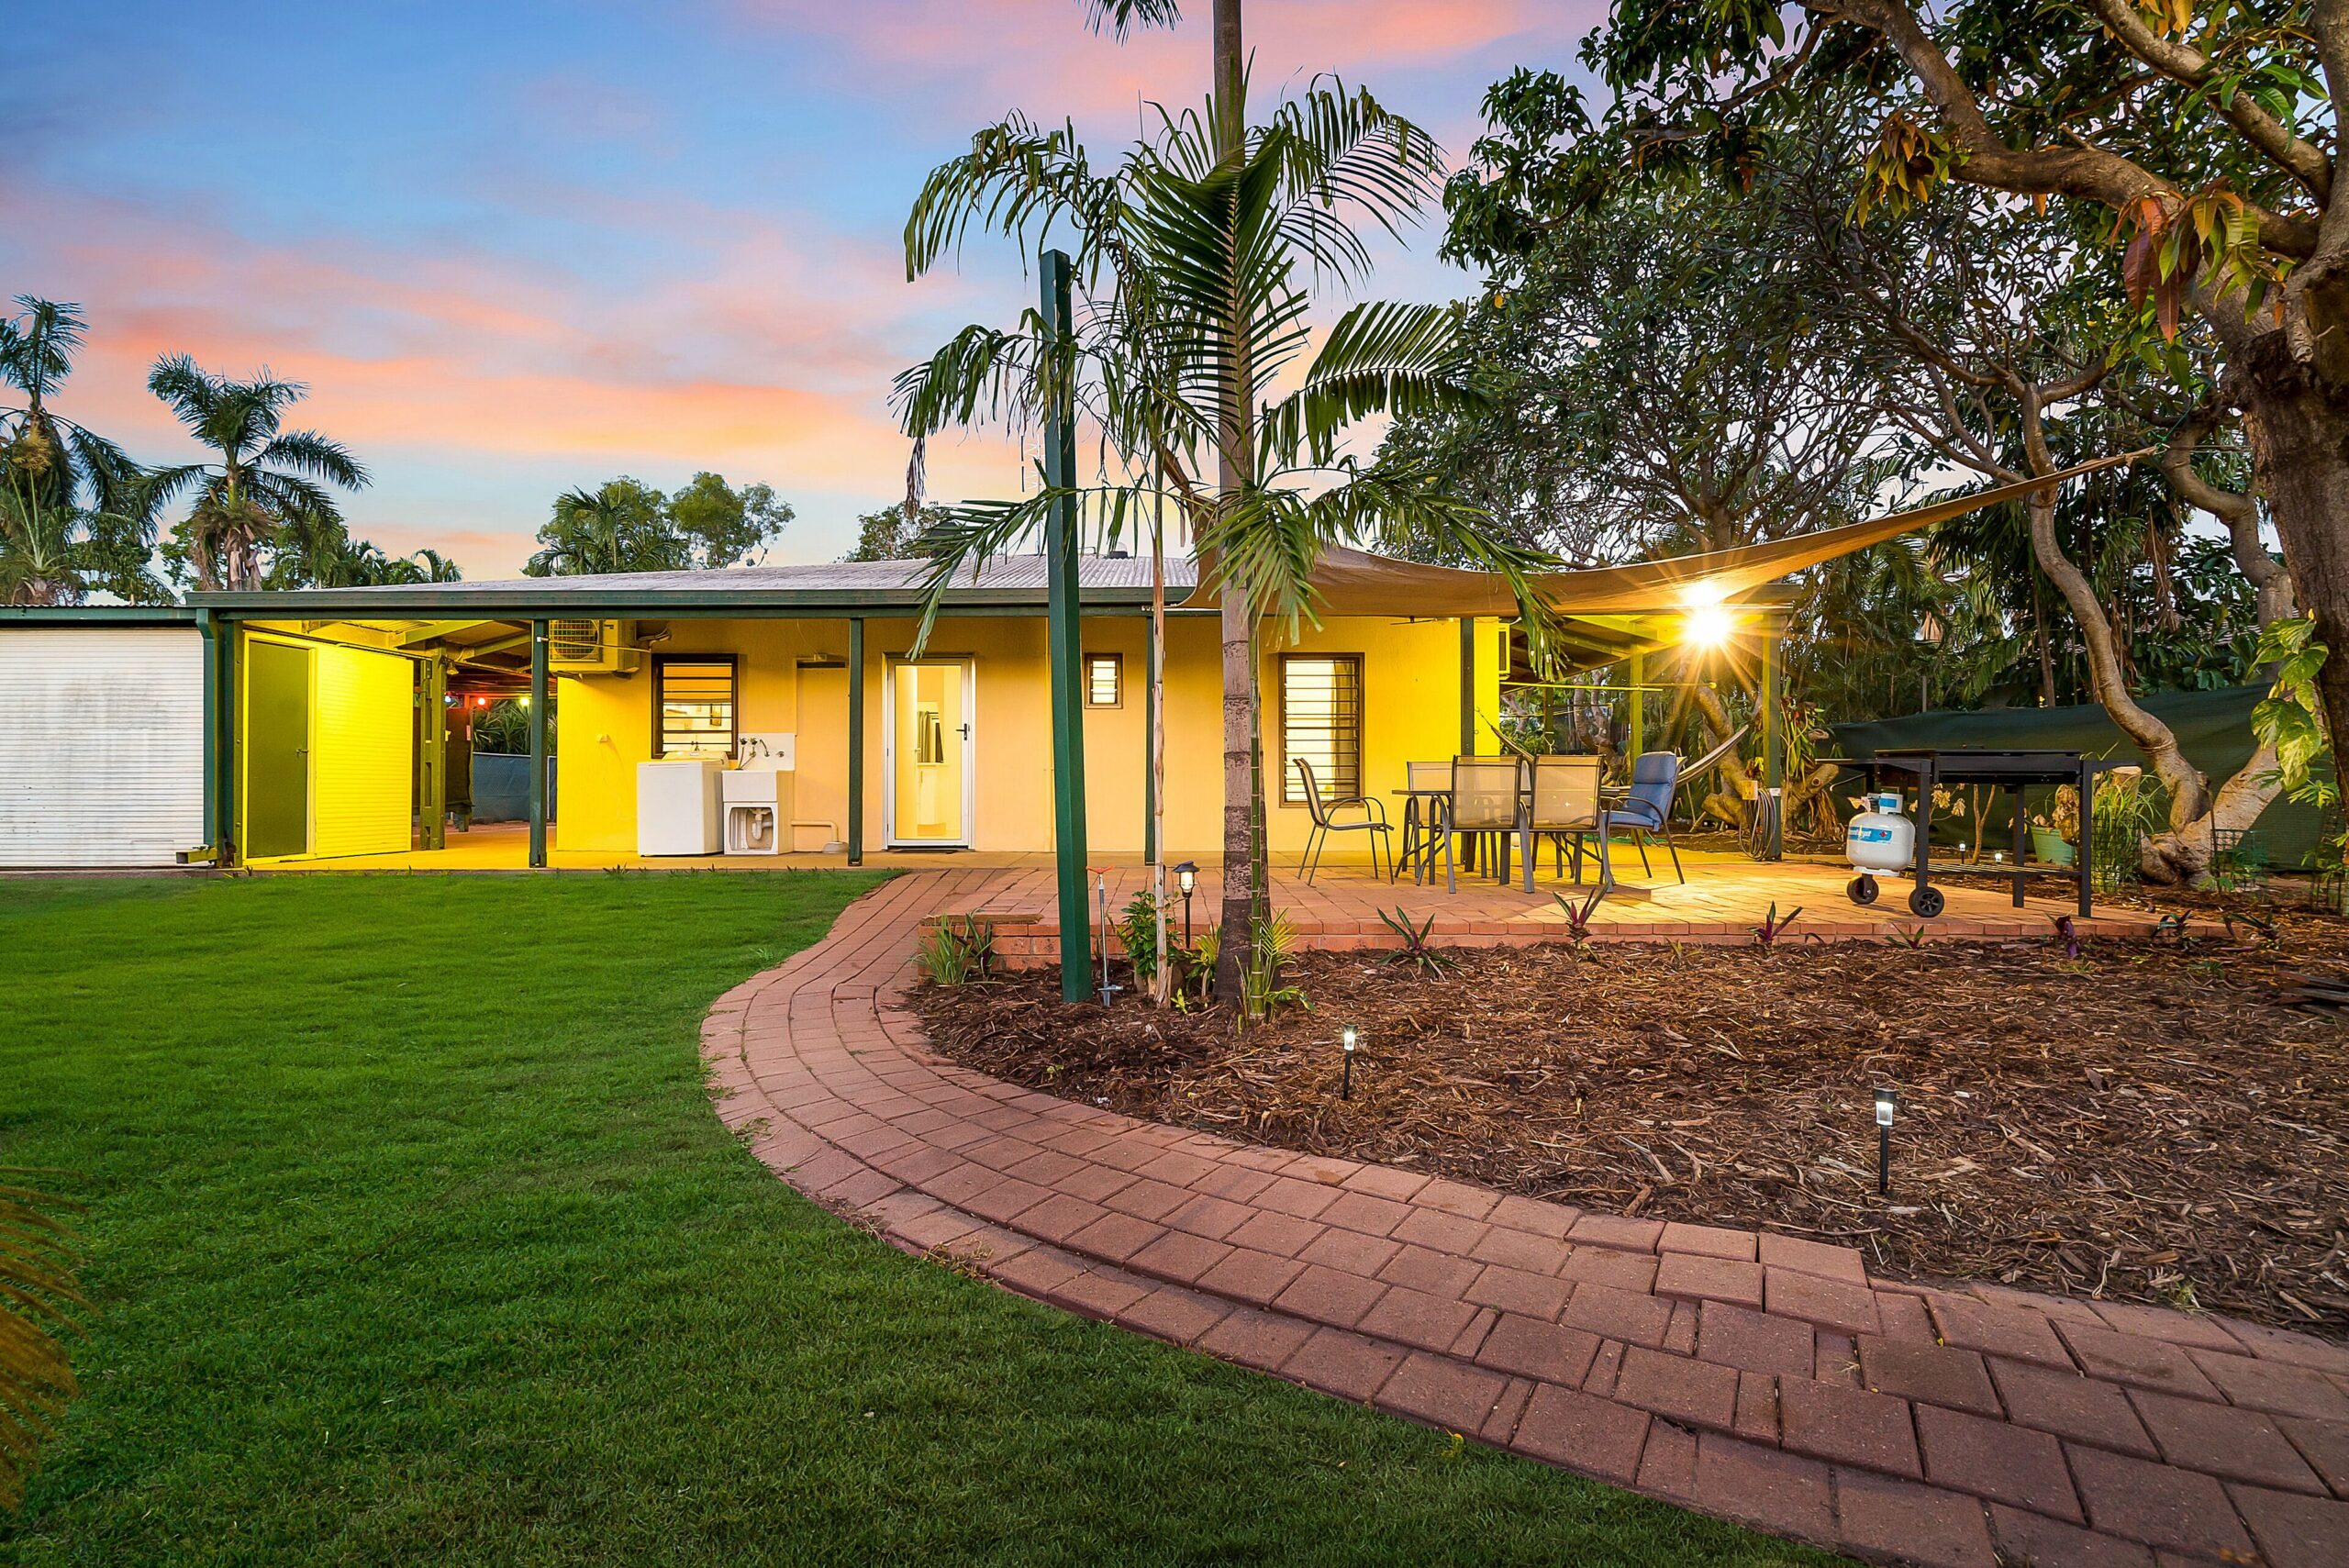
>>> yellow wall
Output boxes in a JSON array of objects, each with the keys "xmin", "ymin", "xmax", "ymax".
[
  {"xmin": 551, "ymin": 611, "xmax": 1505, "ymax": 857},
  {"xmin": 312, "ymin": 644, "xmax": 414, "ymax": 858},
  {"xmin": 239, "ymin": 630, "xmax": 416, "ymax": 862}
]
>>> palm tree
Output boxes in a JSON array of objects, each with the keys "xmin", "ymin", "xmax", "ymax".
[
  {"xmin": 0, "ymin": 299, "xmax": 159, "ymax": 605},
  {"xmin": 898, "ymin": 74, "xmax": 1555, "ymax": 1002},
  {"xmin": 144, "ymin": 356, "xmax": 368, "ymax": 591},
  {"xmin": 526, "ymin": 484, "xmax": 634, "ymax": 576}
]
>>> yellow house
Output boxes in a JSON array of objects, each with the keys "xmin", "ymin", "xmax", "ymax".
[
  {"xmin": 187, "ymin": 554, "xmax": 1518, "ymax": 868},
  {"xmin": 182, "ymin": 457, "xmax": 2100, "ymax": 873}
]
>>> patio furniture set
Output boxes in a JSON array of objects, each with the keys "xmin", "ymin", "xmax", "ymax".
[{"xmin": 1293, "ymin": 751, "xmax": 1687, "ymax": 896}]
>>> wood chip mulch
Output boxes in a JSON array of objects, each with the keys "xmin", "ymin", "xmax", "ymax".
[{"xmin": 916, "ymin": 910, "xmax": 2349, "ymax": 1337}]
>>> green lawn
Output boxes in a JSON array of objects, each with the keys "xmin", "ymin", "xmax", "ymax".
[{"xmin": 0, "ymin": 873, "xmax": 1834, "ymax": 1566}]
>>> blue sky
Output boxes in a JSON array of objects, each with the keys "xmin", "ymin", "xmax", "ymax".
[{"xmin": 7, "ymin": 1, "xmax": 1602, "ymax": 576}]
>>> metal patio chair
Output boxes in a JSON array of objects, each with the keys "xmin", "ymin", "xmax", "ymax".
[
  {"xmin": 1445, "ymin": 754, "xmax": 1523, "ymax": 894},
  {"xmin": 1529, "ymin": 754, "xmax": 1606, "ymax": 882},
  {"xmin": 1294, "ymin": 757, "xmax": 1393, "ymax": 884},
  {"xmin": 1396, "ymin": 760, "xmax": 1452, "ymax": 884},
  {"xmin": 1609, "ymin": 751, "xmax": 1687, "ymax": 884}
]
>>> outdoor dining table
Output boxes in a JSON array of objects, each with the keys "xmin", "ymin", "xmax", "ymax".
[{"xmin": 1391, "ymin": 769, "xmax": 1616, "ymax": 895}]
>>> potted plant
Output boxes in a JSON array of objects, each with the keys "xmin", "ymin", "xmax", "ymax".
[{"xmin": 2030, "ymin": 784, "xmax": 2079, "ymax": 866}]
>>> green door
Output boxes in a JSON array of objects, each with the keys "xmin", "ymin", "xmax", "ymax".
[{"xmin": 246, "ymin": 639, "xmax": 311, "ymax": 859}]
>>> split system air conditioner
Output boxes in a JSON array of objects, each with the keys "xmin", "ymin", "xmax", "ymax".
[{"xmin": 547, "ymin": 617, "xmax": 641, "ymax": 673}]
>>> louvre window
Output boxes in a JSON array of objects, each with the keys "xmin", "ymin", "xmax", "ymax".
[
  {"xmin": 1084, "ymin": 652, "xmax": 1122, "ymax": 708},
  {"xmin": 655, "ymin": 659, "xmax": 737, "ymax": 757},
  {"xmin": 1280, "ymin": 654, "xmax": 1363, "ymax": 804}
]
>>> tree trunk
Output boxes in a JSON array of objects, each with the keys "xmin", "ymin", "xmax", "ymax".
[
  {"xmin": 1151, "ymin": 492, "xmax": 1169, "ymax": 1005},
  {"xmin": 2242, "ymin": 370, "xmax": 2349, "ymax": 747},
  {"xmin": 1208, "ymin": 0, "xmax": 1256, "ymax": 1005}
]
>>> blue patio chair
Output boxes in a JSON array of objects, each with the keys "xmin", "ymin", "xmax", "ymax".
[
  {"xmin": 1294, "ymin": 757, "xmax": 1393, "ymax": 884},
  {"xmin": 1610, "ymin": 751, "xmax": 1687, "ymax": 884}
]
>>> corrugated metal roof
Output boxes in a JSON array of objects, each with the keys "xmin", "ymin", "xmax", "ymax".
[
  {"xmin": 349, "ymin": 553, "xmax": 1202, "ymax": 595},
  {"xmin": 186, "ymin": 553, "xmax": 1202, "ymax": 615}
]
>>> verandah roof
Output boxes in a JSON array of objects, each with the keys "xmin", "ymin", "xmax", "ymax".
[{"xmin": 1298, "ymin": 453, "xmax": 2140, "ymax": 620}]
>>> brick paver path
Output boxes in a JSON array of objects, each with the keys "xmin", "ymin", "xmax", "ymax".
[{"xmin": 707, "ymin": 873, "xmax": 2349, "ymax": 1568}]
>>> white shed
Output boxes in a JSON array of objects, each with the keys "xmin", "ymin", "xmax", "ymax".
[{"xmin": 0, "ymin": 613, "xmax": 207, "ymax": 868}]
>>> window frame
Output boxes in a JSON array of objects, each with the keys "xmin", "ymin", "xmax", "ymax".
[
  {"xmin": 650, "ymin": 654, "xmax": 740, "ymax": 759},
  {"xmin": 1277, "ymin": 651, "xmax": 1364, "ymax": 807},
  {"xmin": 1082, "ymin": 651, "xmax": 1124, "ymax": 709}
]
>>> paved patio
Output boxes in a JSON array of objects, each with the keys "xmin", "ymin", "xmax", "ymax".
[
  {"xmin": 706, "ymin": 873, "xmax": 2345, "ymax": 1568},
  {"xmin": 265, "ymin": 823, "xmax": 2154, "ymax": 950}
]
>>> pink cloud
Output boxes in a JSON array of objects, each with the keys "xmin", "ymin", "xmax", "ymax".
[{"xmin": 732, "ymin": 0, "xmax": 1587, "ymax": 126}]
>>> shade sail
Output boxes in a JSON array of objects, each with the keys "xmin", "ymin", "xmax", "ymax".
[{"xmin": 1304, "ymin": 451, "xmax": 2145, "ymax": 619}]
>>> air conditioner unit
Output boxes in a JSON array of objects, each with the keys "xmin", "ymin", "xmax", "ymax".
[{"xmin": 548, "ymin": 617, "xmax": 640, "ymax": 673}]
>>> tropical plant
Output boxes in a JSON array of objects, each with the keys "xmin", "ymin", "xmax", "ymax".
[
  {"xmin": 1, "ymin": 1173, "xmax": 86, "ymax": 1513},
  {"xmin": 527, "ymin": 473, "xmax": 791, "ymax": 577},
  {"xmin": 1753, "ymin": 901, "xmax": 1804, "ymax": 948},
  {"xmin": 1376, "ymin": 906, "xmax": 1451, "ymax": 976},
  {"xmin": 1552, "ymin": 887, "xmax": 1605, "ymax": 950},
  {"xmin": 1237, "ymin": 910, "xmax": 1305, "ymax": 1025},
  {"xmin": 0, "ymin": 298, "xmax": 164, "ymax": 605},
  {"xmin": 918, "ymin": 915, "xmax": 997, "ymax": 985},
  {"xmin": 144, "ymin": 356, "xmax": 368, "ymax": 591},
  {"xmin": 896, "ymin": 72, "xmax": 1556, "ymax": 1003}
]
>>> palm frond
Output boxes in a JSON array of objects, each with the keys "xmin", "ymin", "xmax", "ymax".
[
  {"xmin": 0, "ymin": 1174, "xmax": 86, "ymax": 1512},
  {"xmin": 1260, "ymin": 300, "xmax": 1479, "ymax": 466},
  {"xmin": 1082, "ymin": 0, "xmax": 1181, "ymax": 38},
  {"xmin": 260, "ymin": 430, "xmax": 369, "ymax": 489}
]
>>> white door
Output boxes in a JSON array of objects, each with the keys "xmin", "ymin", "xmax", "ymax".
[
  {"xmin": 0, "ymin": 627, "xmax": 206, "ymax": 867},
  {"xmin": 884, "ymin": 658, "xmax": 974, "ymax": 847}
]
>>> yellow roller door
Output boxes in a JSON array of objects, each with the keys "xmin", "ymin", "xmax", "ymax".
[{"xmin": 311, "ymin": 644, "xmax": 412, "ymax": 858}]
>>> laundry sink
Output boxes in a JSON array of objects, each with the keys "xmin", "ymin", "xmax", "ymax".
[{"xmin": 720, "ymin": 767, "xmax": 782, "ymax": 805}]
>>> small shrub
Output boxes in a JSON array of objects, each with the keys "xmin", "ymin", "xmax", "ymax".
[
  {"xmin": 1885, "ymin": 925, "xmax": 1930, "ymax": 951},
  {"xmin": 2049, "ymin": 914, "xmax": 2082, "ymax": 959},
  {"xmin": 1753, "ymin": 901, "xmax": 1803, "ymax": 948},
  {"xmin": 1115, "ymin": 892, "xmax": 1166, "ymax": 989}
]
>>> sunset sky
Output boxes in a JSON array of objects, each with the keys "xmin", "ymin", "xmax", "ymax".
[{"xmin": 10, "ymin": 2, "xmax": 1602, "ymax": 578}]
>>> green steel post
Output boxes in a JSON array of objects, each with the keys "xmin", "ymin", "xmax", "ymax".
[
  {"xmin": 1760, "ymin": 626, "xmax": 1783, "ymax": 862},
  {"xmin": 1041, "ymin": 247, "xmax": 1092, "ymax": 1000},
  {"xmin": 1628, "ymin": 651, "xmax": 1645, "ymax": 759},
  {"xmin": 1458, "ymin": 617, "xmax": 1476, "ymax": 753},
  {"xmin": 1143, "ymin": 628, "xmax": 1159, "ymax": 864},
  {"xmin": 847, "ymin": 617, "xmax": 864, "ymax": 865},
  {"xmin": 215, "ymin": 617, "xmax": 240, "ymax": 864},
  {"xmin": 529, "ymin": 619, "xmax": 549, "ymax": 868},
  {"xmin": 420, "ymin": 654, "xmax": 448, "ymax": 851},
  {"xmin": 197, "ymin": 609, "xmax": 219, "ymax": 853}
]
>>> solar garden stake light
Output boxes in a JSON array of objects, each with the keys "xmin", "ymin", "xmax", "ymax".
[
  {"xmin": 1341, "ymin": 1026, "xmax": 1359, "ymax": 1100},
  {"xmin": 1174, "ymin": 861, "xmax": 1198, "ymax": 944},
  {"xmin": 1094, "ymin": 869, "xmax": 1119, "ymax": 1005},
  {"xmin": 1875, "ymin": 1088, "xmax": 1897, "ymax": 1195}
]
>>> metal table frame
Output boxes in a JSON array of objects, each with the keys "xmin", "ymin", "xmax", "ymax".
[{"xmin": 1827, "ymin": 749, "xmax": 2113, "ymax": 919}]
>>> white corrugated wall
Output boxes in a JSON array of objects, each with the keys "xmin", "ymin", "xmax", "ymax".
[{"xmin": 0, "ymin": 627, "xmax": 206, "ymax": 867}]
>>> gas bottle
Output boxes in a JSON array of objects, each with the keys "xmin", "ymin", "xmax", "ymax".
[{"xmin": 1847, "ymin": 791, "xmax": 1916, "ymax": 872}]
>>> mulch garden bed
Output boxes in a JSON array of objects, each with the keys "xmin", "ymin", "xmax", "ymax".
[{"xmin": 916, "ymin": 906, "xmax": 2349, "ymax": 1336}]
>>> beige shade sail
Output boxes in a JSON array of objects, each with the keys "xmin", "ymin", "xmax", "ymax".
[{"xmin": 1300, "ymin": 451, "xmax": 2147, "ymax": 619}]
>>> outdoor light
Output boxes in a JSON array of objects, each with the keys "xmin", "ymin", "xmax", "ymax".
[
  {"xmin": 1875, "ymin": 1087, "xmax": 1897, "ymax": 1195},
  {"xmin": 1174, "ymin": 861, "xmax": 1199, "ymax": 944},
  {"xmin": 1682, "ymin": 602, "xmax": 1734, "ymax": 650},
  {"xmin": 1341, "ymin": 1026, "xmax": 1359, "ymax": 1101}
]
